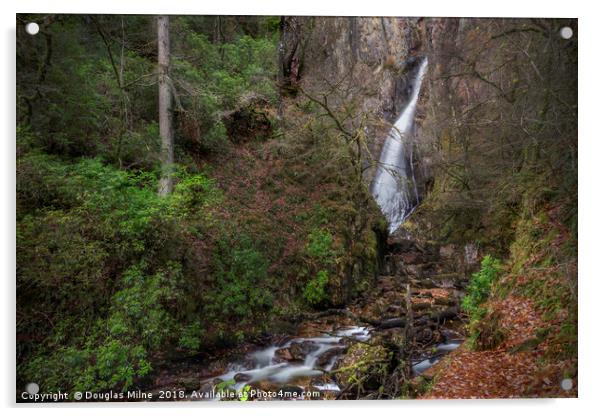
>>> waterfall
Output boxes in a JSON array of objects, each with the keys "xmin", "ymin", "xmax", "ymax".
[{"xmin": 370, "ymin": 57, "xmax": 428, "ymax": 233}]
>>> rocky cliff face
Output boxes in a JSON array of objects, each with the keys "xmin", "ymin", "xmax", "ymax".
[
  {"xmin": 279, "ymin": 16, "xmax": 441, "ymax": 205},
  {"xmin": 281, "ymin": 17, "xmax": 577, "ymax": 239}
]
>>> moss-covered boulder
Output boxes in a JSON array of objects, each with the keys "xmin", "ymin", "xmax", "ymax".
[{"xmin": 334, "ymin": 343, "xmax": 392, "ymax": 393}]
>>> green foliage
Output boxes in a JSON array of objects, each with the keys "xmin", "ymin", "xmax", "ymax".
[
  {"xmin": 305, "ymin": 229, "xmax": 335, "ymax": 261},
  {"xmin": 461, "ymin": 255, "xmax": 503, "ymax": 349},
  {"xmin": 303, "ymin": 270, "xmax": 330, "ymax": 306},
  {"xmin": 461, "ymin": 255, "xmax": 502, "ymax": 316},
  {"xmin": 170, "ymin": 171, "xmax": 221, "ymax": 219},
  {"xmin": 178, "ymin": 322, "xmax": 204, "ymax": 351},
  {"xmin": 16, "ymin": 152, "xmax": 223, "ymax": 391},
  {"xmin": 205, "ymin": 235, "xmax": 274, "ymax": 325},
  {"xmin": 238, "ymin": 384, "xmax": 252, "ymax": 401},
  {"xmin": 20, "ymin": 264, "xmax": 177, "ymax": 392},
  {"xmin": 173, "ymin": 25, "xmax": 277, "ymax": 152},
  {"xmin": 301, "ymin": 229, "xmax": 336, "ymax": 306},
  {"xmin": 14, "ymin": 14, "xmax": 390, "ymax": 395}
]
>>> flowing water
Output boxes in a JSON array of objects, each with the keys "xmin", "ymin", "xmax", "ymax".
[
  {"xmin": 411, "ymin": 339, "xmax": 462, "ymax": 375},
  {"xmin": 370, "ymin": 57, "xmax": 429, "ymax": 233},
  {"xmin": 203, "ymin": 326, "xmax": 371, "ymax": 398},
  {"xmin": 200, "ymin": 324, "xmax": 460, "ymax": 399}
]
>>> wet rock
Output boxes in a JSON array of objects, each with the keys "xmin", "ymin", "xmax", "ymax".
[
  {"xmin": 234, "ymin": 372, "xmax": 253, "ymax": 382},
  {"xmin": 316, "ymin": 346, "xmax": 346, "ymax": 368},
  {"xmin": 275, "ymin": 347, "xmax": 294, "ymax": 362},
  {"xmin": 440, "ymin": 329, "xmax": 464, "ymax": 341},
  {"xmin": 289, "ymin": 341, "xmax": 319, "ymax": 360}
]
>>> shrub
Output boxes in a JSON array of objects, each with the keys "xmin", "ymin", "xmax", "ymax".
[
  {"xmin": 178, "ymin": 322, "xmax": 204, "ymax": 352},
  {"xmin": 461, "ymin": 255, "xmax": 502, "ymax": 315},
  {"xmin": 303, "ymin": 270, "xmax": 329, "ymax": 306},
  {"xmin": 301, "ymin": 228, "xmax": 337, "ymax": 306},
  {"xmin": 20, "ymin": 264, "xmax": 176, "ymax": 392},
  {"xmin": 461, "ymin": 255, "xmax": 503, "ymax": 349},
  {"xmin": 205, "ymin": 236, "xmax": 274, "ymax": 324},
  {"xmin": 16, "ymin": 155, "xmax": 220, "ymax": 391},
  {"xmin": 305, "ymin": 228, "xmax": 335, "ymax": 262}
]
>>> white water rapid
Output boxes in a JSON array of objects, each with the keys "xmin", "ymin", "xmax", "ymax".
[{"xmin": 205, "ymin": 326, "xmax": 371, "ymax": 398}]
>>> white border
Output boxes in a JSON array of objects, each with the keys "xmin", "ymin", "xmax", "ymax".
[{"xmin": 2, "ymin": 1, "xmax": 599, "ymax": 415}]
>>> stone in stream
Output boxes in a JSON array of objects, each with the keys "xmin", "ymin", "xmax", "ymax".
[
  {"xmin": 233, "ymin": 372, "xmax": 253, "ymax": 383},
  {"xmin": 274, "ymin": 340, "xmax": 320, "ymax": 363},
  {"xmin": 316, "ymin": 346, "xmax": 346, "ymax": 369},
  {"xmin": 274, "ymin": 347, "xmax": 294, "ymax": 362},
  {"xmin": 335, "ymin": 343, "xmax": 391, "ymax": 393},
  {"xmin": 288, "ymin": 341, "xmax": 319, "ymax": 361}
]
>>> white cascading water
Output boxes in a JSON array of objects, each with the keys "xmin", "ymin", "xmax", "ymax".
[
  {"xmin": 206, "ymin": 326, "xmax": 372, "ymax": 397},
  {"xmin": 370, "ymin": 57, "xmax": 428, "ymax": 233}
]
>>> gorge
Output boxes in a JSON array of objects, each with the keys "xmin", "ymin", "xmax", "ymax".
[{"xmin": 16, "ymin": 15, "xmax": 577, "ymax": 400}]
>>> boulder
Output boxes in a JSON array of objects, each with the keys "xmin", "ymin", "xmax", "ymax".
[
  {"xmin": 288, "ymin": 341, "xmax": 319, "ymax": 361},
  {"xmin": 335, "ymin": 343, "xmax": 392, "ymax": 392},
  {"xmin": 275, "ymin": 347, "xmax": 294, "ymax": 362},
  {"xmin": 234, "ymin": 372, "xmax": 253, "ymax": 382},
  {"xmin": 316, "ymin": 346, "xmax": 346, "ymax": 368}
]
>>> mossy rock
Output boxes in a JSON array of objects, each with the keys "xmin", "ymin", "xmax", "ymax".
[{"xmin": 334, "ymin": 343, "xmax": 392, "ymax": 392}]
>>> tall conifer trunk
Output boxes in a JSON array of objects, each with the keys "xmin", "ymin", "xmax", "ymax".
[{"xmin": 157, "ymin": 15, "xmax": 173, "ymax": 196}]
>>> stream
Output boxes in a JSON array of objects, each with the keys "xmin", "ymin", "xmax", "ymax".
[{"xmin": 196, "ymin": 324, "xmax": 461, "ymax": 400}]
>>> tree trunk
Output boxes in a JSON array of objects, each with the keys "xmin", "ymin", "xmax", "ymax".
[{"xmin": 157, "ymin": 15, "xmax": 174, "ymax": 196}]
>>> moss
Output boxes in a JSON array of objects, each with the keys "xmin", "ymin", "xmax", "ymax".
[{"xmin": 334, "ymin": 343, "xmax": 392, "ymax": 393}]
